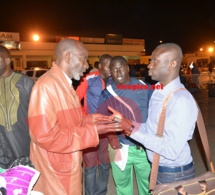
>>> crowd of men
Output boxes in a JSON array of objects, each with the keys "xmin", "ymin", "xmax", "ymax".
[{"xmin": 0, "ymin": 40, "xmax": 199, "ymax": 195}]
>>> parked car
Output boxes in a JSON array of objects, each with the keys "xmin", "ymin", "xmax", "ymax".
[{"xmin": 21, "ymin": 68, "xmax": 49, "ymax": 82}]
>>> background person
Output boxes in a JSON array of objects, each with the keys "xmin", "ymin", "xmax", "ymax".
[
  {"xmin": 97, "ymin": 56, "xmax": 152, "ymax": 195},
  {"xmin": 76, "ymin": 54, "xmax": 112, "ymax": 195},
  {"xmin": 111, "ymin": 43, "xmax": 198, "ymax": 185},
  {"xmin": 129, "ymin": 65, "xmax": 136, "ymax": 77},
  {"xmin": 0, "ymin": 45, "xmax": 34, "ymax": 169},
  {"xmin": 90, "ymin": 60, "xmax": 99, "ymax": 73},
  {"xmin": 208, "ymin": 57, "xmax": 215, "ymax": 73},
  {"xmin": 28, "ymin": 39, "xmax": 121, "ymax": 195}
]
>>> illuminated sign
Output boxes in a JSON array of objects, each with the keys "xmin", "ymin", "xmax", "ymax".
[
  {"xmin": 0, "ymin": 32, "xmax": 20, "ymax": 42},
  {"xmin": 56, "ymin": 36, "xmax": 80, "ymax": 42},
  {"xmin": 123, "ymin": 38, "xmax": 145, "ymax": 45},
  {"xmin": 105, "ymin": 34, "xmax": 122, "ymax": 45},
  {"xmin": 80, "ymin": 37, "xmax": 105, "ymax": 44}
]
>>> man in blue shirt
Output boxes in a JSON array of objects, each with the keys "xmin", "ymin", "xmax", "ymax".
[
  {"xmin": 97, "ymin": 56, "xmax": 152, "ymax": 195},
  {"xmin": 76, "ymin": 54, "xmax": 112, "ymax": 195}
]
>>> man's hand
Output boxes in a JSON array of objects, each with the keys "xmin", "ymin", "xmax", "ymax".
[
  {"xmin": 84, "ymin": 113, "xmax": 112, "ymax": 124},
  {"xmin": 108, "ymin": 106, "xmax": 134, "ymax": 136},
  {"xmin": 94, "ymin": 121, "xmax": 123, "ymax": 134},
  {"xmin": 108, "ymin": 106, "xmax": 123, "ymax": 121},
  {"xmin": 107, "ymin": 133, "xmax": 122, "ymax": 149}
]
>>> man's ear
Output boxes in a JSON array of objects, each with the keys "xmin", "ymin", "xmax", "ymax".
[
  {"xmin": 169, "ymin": 60, "xmax": 177, "ymax": 70},
  {"xmin": 64, "ymin": 51, "xmax": 70, "ymax": 63},
  {"xmin": 98, "ymin": 63, "xmax": 101, "ymax": 69}
]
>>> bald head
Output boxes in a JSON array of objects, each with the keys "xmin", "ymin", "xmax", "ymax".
[
  {"xmin": 148, "ymin": 43, "xmax": 183, "ymax": 86},
  {"xmin": 55, "ymin": 38, "xmax": 88, "ymax": 64},
  {"xmin": 54, "ymin": 39, "xmax": 89, "ymax": 80},
  {"xmin": 155, "ymin": 43, "xmax": 183, "ymax": 71}
]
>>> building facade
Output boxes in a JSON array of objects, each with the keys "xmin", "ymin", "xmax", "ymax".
[{"xmin": 1, "ymin": 32, "xmax": 147, "ymax": 70}]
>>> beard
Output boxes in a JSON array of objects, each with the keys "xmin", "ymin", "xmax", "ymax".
[
  {"xmin": 71, "ymin": 63, "xmax": 86, "ymax": 80},
  {"xmin": 73, "ymin": 73, "xmax": 81, "ymax": 80},
  {"xmin": 72, "ymin": 70, "xmax": 84, "ymax": 80}
]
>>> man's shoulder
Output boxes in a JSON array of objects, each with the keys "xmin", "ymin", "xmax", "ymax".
[
  {"xmin": 86, "ymin": 70, "xmax": 100, "ymax": 80},
  {"xmin": 34, "ymin": 72, "xmax": 62, "ymax": 89},
  {"xmin": 101, "ymin": 87, "xmax": 113, "ymax": 99},
  {"xmin": 89, "ymin": 68, "xmax": 99, "ymax": 73},
  {"xmin": 130, "ymin": 77, "xmax": 148, "ymax": 85},
  {"xmin": 170, "ymin": 88, "xmax": 196, "ymax": 106},
  {"xmin": 14, "ymin": 71, "xmax": 26, "ymax": 77},
  {"xmin": 14, "ymin": 71, "xmax": 34, "ymax": 84},
  {"xmin": 101, "ymin": 87, "xmax": 109, "ymax": 94}
]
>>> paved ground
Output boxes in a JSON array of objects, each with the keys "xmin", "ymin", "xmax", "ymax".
[{"xmin": 104, "ymin": 88, "xmax": 215, "ymax": 195}]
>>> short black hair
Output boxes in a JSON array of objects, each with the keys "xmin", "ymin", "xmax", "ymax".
[
  {"xmin": 99, "ymin": 54, "xmax": 112, "ymax": 65},
  {"xmin": 110, "ymin": 56, "xmax": 127, "ymax": 69},
  {"xmin": 0, "ymin": 45, "xmax": 11, "ymax": 58}
]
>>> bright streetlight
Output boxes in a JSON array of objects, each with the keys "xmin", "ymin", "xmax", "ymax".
[
  {"xmin": 208, "ymin": 47, "xmax": 214, "ymax": 53},
  {"xmin": 33, "ymin": 34, "xmax": 40, "ymax": 42}
]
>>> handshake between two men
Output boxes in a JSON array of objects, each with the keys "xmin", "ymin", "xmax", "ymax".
[{"xmin": 83, "ymin": 106, "xmax": 135, "ymax": 136}]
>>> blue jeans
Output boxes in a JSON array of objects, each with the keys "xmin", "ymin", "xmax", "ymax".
[
  {"xmin": 156, "ymin": 162, "xmax": 195, "ymax": 184},
  {"xmin": 84, "ymin": 137, "xmax": 110, "ymax": 195}
]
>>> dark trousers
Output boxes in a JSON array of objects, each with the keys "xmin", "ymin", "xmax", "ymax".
[{"xmin": 84, "ymin": 137, "xmax": 110, "ymax": 195}]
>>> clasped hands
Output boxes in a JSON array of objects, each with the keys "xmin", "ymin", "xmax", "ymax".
[
  {"xmin": 108, "ymin": 106, "xmax": 135, "ymax": 136},
  {"xmin": 85, "ymin": 107, "xmax": 134, "ymax": 135}
]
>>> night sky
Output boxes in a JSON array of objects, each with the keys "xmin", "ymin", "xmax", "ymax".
[{"xmin": 1, "ymin": 0, "xmax": 215, "ymax": 54}]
